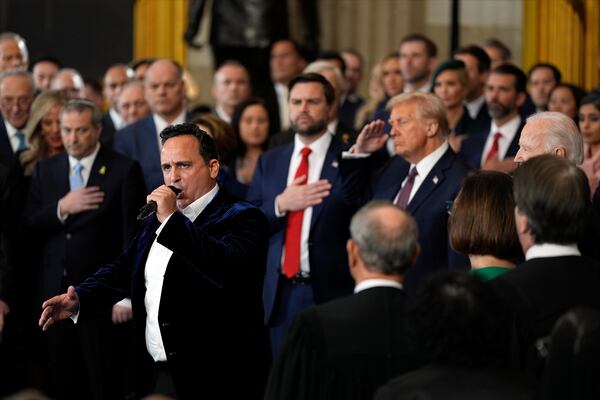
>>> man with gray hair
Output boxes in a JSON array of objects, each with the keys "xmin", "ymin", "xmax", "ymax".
[
  {"xmin": 25, "ymin": 99, "xmax": 145, "ymax": 399},
  {"xmin": 514, "ymin": 111, "xmax": 583, "ymax": 165},
  {"xmin": 0, "ymin": 69, "xmax": 34, "ymax": 165},
  {"xmin": 264, "ymin": 200, "xmax": 421, "ymax": 400},
  {"xmin": 50, "ymin": 68, "xmax": 85, "ymax": 99},
  {"xmin": 0, "ymin": 32, "xmax": 28, "ymax": 73}
]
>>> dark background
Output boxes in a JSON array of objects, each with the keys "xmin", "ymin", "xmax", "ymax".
[{"xmin": 0, "ymin": 0, "xmax": 134, "ymax": 80}]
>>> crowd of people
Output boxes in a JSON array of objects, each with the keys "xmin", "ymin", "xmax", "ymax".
[{"xmin": 1, "ymin": 29, "xmax": 600, "ymax": 400}]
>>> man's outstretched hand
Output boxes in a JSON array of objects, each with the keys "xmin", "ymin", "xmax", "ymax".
[{"xmin": 39, "ymin": 286, "xmax": 80, "ymax": 331}]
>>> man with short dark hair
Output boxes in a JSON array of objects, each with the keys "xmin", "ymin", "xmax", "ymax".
[
  {"xmin": 528, "ymin": 63, "xmax": 561, "ymax": 112},
  {"xmin": 31, "ymin": 56, "xmax": 61, "ymax": 92},
  {"xmin": 493, "ymin": 155, "xmax": 600, "ymax": 370},
  {"xmin": 39, "ymin": 122, "xmax": 270, "ymax": 399},
  {"xmin": 460, "ymin": 64, "xmax": 528, "ymax": 172},
  {"xmin": 100, "ymin": 64, "xmax": 133, "ymax": 147},
  {"xmin": 248, "ymin": 73, "xmax": 356, "ymax": 353},
  {"xmin": 264, "ymin": 200, "xmax": 421, "ymax": 400},
  {"xmin": 484, "ymin": 38, "xmax": 512, "ymax": 69},
  {"xmin": 0, "ymin": 69, "xmax": 34, "ymax": 166},
  {"xmin": 26, "ymin": 99, "xmax": 145, "ymax": 400},
  {"xmin": 339, "ymin": 48, "xmax": 365, "ymax": 128},
  {"xmin": 399, "ymin": 33, "xmax": 437, "ymax": 93},
  {"xmin": 211, "ymin": 61, "xmax": 251, "ymax": 123}
]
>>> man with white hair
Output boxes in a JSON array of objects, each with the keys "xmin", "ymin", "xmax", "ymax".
[
  {"xmin": 0, "ymin": 32, "xmax": 28, "ymax": 73},
  {"xmin": 269, "ymin": 60, "xmax": 357, "ymax": 148},
  {"xmin": 51, "ymin": 68, "xmax": 85, "ymax": 99},
  {"xmin": 514, "ymin": 111, "xmax": 583, "ymax": 165}
]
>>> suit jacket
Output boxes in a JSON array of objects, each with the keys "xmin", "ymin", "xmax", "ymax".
[
  {"xmin": 258, "ymin": 83, "xmax": 283, "ymax": 136},
  {"xmin": 75, "ymin": 188, "xmax": 270, "ymax": 399},
  {"xmin": 339, "ymin": 93, "xmax": 364, "ymax": 129},
  {"xmin": 24, "ymin": 146, "xmax": 145, "ymax": 302},
  {"xmin": 264, "ymin": 286, "xmax": 421, "ymax": 400},
  {"xmin": 100, "ymin": 112, "xmax": 117, "ymax": 149},
  {"xmin": 375, "ymin": 365, "xmax": 531, "ymax": 400},
  {"xmin": 459, "ymin": 119, "xmax": 525, "ymax": 169},
  {"xmin": 247, "ymin": 136, "xmax": 355, "ymax": 323},
  {"xmin": 0, "ymin": 117, "xmax": 16, "ymax": 167},
  {"xmin": 471, "ymin": 101, "xmax": 491, "ymax": 133},
  {"xmin": 339, "ymin": 147, "xmax": 470, "ymax": 290},
  {"xmin": 492, "ymin": 255, "xmax": 600, "ymax": 370},
  {"xmin": 268, "ymin": 121, "xmax": 357, "ymax": 149}
]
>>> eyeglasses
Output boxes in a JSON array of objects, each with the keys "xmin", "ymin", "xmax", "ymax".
[{"xmin": 0, "ymin": 96, "xmax": 32, "ymax": 108}]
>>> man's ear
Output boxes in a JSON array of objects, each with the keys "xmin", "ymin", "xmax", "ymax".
[
  {"xmin": 209, "ymin": 159, "xmax": 220, "ymax": 179},
  {"xmin": 514, "ymin": 206, "xmax": 530, "ymax": 235},
  {"xmin": 347, "ymin": 239, "xmax": 358, "ymax": 270},
  {"xmin": 426, "ymin": 120, "xmax": 439, "ymax": 137},
  {"xmin": 516, "ymin": 91, "xmax": 526, "ymax": 108},
  {"xmin": 553, "ymin": 147, "xmax": 567, "ymax": 159}
]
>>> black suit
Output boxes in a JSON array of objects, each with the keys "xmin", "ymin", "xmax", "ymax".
[
  {"xmin": 264, "ymin": 286, "xmax": 420, "ymax": 400},
  {"xmin": 75, "ymin": 188, "xmax": 270, "ymax": 399},
  {"xmin": 492, "ymin": 255, "xmax": 600, "ymax": 371},
  {"xmin": 375, "ymin": 365, "xmax": 531, "ymax": 400},
  {"xmin": 100, "ymin": 113, "xmax": 117, "ymax": 149},
  {"xmin": 0, "ymin": 117, "xmax": 17, "ymax": 167},
  {"xmin": 25, "ymin": 146, "xmax": 145, "ymax": 400},
  {"xmin": 459, "ymin": 119, "xmax": 525, "ymax": 169}
]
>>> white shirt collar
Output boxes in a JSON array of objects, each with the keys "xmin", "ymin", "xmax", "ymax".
[
  {"xmin": 152, "ymin": 110, "xmax": 186, "ymax": 140},
  {"xmin": 68, "ymin": 142, "xmax": 100, "ymax": 171},
  {"xmin": 327, "ymin": 118, "xmax": 338, "ymax": 136},
  {"xmin": 156, "ymin": 184, "xmax": 219, "ymax": 236},
  {"xmin": 292, "ymin": 130, "xmax": 332, "ymax": 160},
  {"xmin": 214, "ymin": 105, "xmax": 231, "ymax": 124},
  {"xmin": 354, "ymin": 278, "xmax": 403, "ymax": 293},
  {"xmin": 109, "ymin": 108, "xmax": 124, "ymax": 130},
  {"xmin": 413, "ymin": 140, "xmax": 449, "ymax": 179},
  {"xmin": 491, "ymin": 114, "xmax": 521, "ymax": 134},
  {"xmin": 465, "ymin": 94, "xmax": 485, "ymax": 119},
  {"xmin": 525, "ymin": 243, "xmax": 581, "ymax": 261}
]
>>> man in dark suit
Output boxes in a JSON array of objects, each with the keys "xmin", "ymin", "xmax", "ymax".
[
  {"xmin": 100, "ymin": 64, "xmax": 133, "ymax": 148},
  {"xmin": 25, "ymin": 99, "xmax": 145, "ymax": 400},
  {"xmin": 340, "ymin": 92, "xmax": 470, "ymax": 291},
  {"xmin": 264, "ymin": 200, "xmax": 421, "ymax": 400},
  {"xmin": 459, "ymin": 64, "xmax": 527, "ymax": 172},
  {"xmin": 339, "ymin": 49, "xmax": 365, "ymax": 129},
  {"xmin": 115, "ymin": 59, "xmax": 190, "ymax": 192},
  {"xmin": 0, "ymin": 69, "xmax": 34, "ymax": 166},
  {"xmin": 453, "ymin": 45, "xmax": 492, "ymax": 133},
  {"xmin": 492, "ymin": 155, "xmax": 600, "ymax": 372},
  {"xmin": 39, "ymin": 123, "xmax": 269, "ymax": 399},
  {"xmin": 211, "ymin": 60, "xmax": 251, "ymax": 124},
  {"xmin": 248, "ymin": 73, "xmax": 355, "ymax": 354}
]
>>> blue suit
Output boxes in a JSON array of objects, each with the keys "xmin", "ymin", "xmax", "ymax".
[
  {"xmin": 339, "ymin": 147, "xmax": 470, "ymax": 290},
  {"xmin": 459, "ymin": 120, "xmax": 525, "ymax": 169},
  {"xmin": 247, "ymin": 136, "xmax": 355, "ymax": 349},
  {"xmin": 75, "ymin": 188, "xmax": 270, "ymax": 399}
]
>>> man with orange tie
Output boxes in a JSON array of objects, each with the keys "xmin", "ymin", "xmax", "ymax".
[
  {"xmin": 459, "ymin": 64, "xmax": 528, "ymax": 172},
  {"xmin": 248, "ymin": 73, "xmax": 356, "ymax": 354}
]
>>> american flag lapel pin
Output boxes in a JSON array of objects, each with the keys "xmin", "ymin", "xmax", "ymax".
[{"xmin": 432, "ymin": 176, "xmax": 439, "ymax": 184}]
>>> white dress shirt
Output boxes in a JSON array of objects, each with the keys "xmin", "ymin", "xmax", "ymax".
[
  {"xmin": 276, "ymin": 132, "xmax": 332, "ymax": 274},
  {"xmin": 4, "ymin": 119, "xmax": 27, "ymax": 153},
  {"xmin": 57, "ymin": 143, "xmax": 101, "ymax": 222},
  {"xmin": 480, "ymin": 115, "xmax": 521, "ymax": 166},
  {"xmin": 525, "ymin": 243, "xmax": 581, "ymax": 261},
  {"xmin": 274, "ymin": 82, "xmax": 290, "ymax": 131},
  {"xmin": 215, "ymin": 105, "xmax": 231, "ymax": 124},
  {"xmin": 109, "ymin": 108, "xmax": 124, "ymax": 130},
  {"xmin": 465, "ymin": 94, "xmax": 486, "ymax": 120},
  {"xmin": 152, "ymin": 110, "xmax": 186, "ymax": 151},
  {"xmin": 354, "ymin": 278, "xmax": 403, "ymax": 294},
  {"xmin": 144, "ymin": 184, "xmax": 219, "ymax": 362},
  {"xmin": 393, "ymin": 141, "xmax": 449, "ymax": 205}
]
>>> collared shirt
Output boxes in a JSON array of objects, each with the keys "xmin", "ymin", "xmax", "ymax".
[
  {"xmin": 354, "ymin": 278, "xmax": 403, "ymax": 294},
  {"xmin": 276, "ymin": 132, "xmax": 332, "ymax": 274},
  {"xmin": 152, "ymin": 110, "xmax": 186, "ymax": 151},
  {"xmin": 109, "ymin": 108, "xmax": 124, "ymax": 130},
  {"xmin": 214, "ymin": 105, "xmax": 231, "ymax": 124},
  {"xmin": 525, "ymin": 243, "xmax": 581, "ymax": 261},
  {"xmin": 57, "ymin": 143, "xmax": 101, "ymax": 222},
  {"xmin": 144, "ymin": 184, "xmax": 219, "ymax": 362},
  {"xmin": 480, "ymin": 115, "xmax": 521, "ymax": 166},
  {"xmin": 5, "ymin": 119, "xmax": 27, "ymax": 153},
  {"xmin": 327, "ymin": 119, "xmax": 338, "ymax": 136},
  {"xmin": 393, "ymin": 141, "xmax": 449, "ymax": 205},
  {"xmin": 274, "ymin": 82, "xmax": 290, "ymax": 130},
  {"xmin": 465, "ymin": 94, "xmax": 486, "ymax": 119}
]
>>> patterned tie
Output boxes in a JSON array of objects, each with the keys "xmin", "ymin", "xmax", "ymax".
[
  {"xmin": 282, "ymin": 147, "xmax": 312, "ymax": 278},
  {"xmin": 70, "ymin": 162, "xmax": 84, "ymax": 190},
  {"xmin": 484, "ymin": 132, "xmax": 503, "ymax": 163},
  {"xmin": 15, "ymin": 131, "xmax": 27, "ymax": 151},
  {"xmin": 395, "ymin": 166, "xmax": 418, "ymax": 209}
]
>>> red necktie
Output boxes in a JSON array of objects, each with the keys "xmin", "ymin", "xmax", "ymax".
[
  {"xmin": 485, "ymin": 132, "xmax": 502, "ymax": 163},
  {"xmin": 395, "ymin": 166, "xmax": 418, "ymax": 209},
  {"xmin": 282, "ymin": 147, "xmax": 312, "ymax": 278}
]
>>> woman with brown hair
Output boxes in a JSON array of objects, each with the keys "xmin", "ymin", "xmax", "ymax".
[
  {"xmin": 449, "ymin": 170, "xmax": 523, "ymax": 280},
  {"xmin": 20, "ymin": 90, "xmax": 69, "ymax": 175}
]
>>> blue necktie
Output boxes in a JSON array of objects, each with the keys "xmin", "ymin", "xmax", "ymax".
[
  {"xmin": 70, "ymin": 162, "xmax": 84, "ymax": 190},
  {"xmin": 15, "ymin": 131, "xmax": 27, "ymax": 151}
]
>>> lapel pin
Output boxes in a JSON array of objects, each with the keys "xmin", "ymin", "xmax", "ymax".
[
  {"xmin": 99, "ymin": 166, "xmax": 106, "ymax": 175},
  {"xmin": 432, "ymin": 176, "xmax": 439, "ymax": 184},
  {"xmin": 331, "ymin": 160, "xmax": 339, "ymax": 168}
]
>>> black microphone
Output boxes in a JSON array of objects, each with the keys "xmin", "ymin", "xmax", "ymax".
[{"xmin": 137, "ymin": 185, "xmax": 182, "ymax": 220}]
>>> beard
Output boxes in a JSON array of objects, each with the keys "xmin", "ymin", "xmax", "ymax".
[
  {"xmin": 292, "ymin": 117, "xmax": 328, "ymax": 137},
  {"xmin": 487, "ymin": 99, "xmax": 516, "ymax": 119}
]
